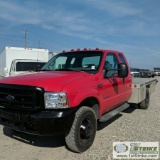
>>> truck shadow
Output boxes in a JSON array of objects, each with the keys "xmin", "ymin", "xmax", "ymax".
[
  {"xmin": 3, "ymin": 127, "xmax": 65, "ymax": 148},
  {"xmin": 121, "ymin": 105, "xmax": 136, "ymax": 113},
  {"xmin": 97, "ymin": 106, "xmax": 136, "ymax": 130},
  {"xmin": 97, "ymin": 114, "xmax": 122, "ymax": 131}
]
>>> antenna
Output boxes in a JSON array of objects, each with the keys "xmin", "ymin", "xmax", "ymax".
[
  {"xmin": 38, "ymin": 40, "xmax": 41, "ymax": 49},
  {"xmin": 24, "ymin": 26, "xmax": 27, "ymax": 48}
]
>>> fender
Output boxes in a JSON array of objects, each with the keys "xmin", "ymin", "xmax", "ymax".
[{"xmin": 65, "ymin": 87, "xmax": 103, "ymax": 115}]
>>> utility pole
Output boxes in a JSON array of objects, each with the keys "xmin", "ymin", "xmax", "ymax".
[{"xmin": 24, "ymin": 26, "xmax": 27, "ymax": 48}]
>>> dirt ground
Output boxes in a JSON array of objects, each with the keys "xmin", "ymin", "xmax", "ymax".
[{"xmin": 0, "ymin": 77, "xmax": 160, "ymax": 160}]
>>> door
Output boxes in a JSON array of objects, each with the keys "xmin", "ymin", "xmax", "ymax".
[
  {"xmin": 100, "ymin": 53, "xmax": 124, "ymax": 114},
  {"xmin": 118, "ymin": 53, "xmax": 132, "ymax": 100}
]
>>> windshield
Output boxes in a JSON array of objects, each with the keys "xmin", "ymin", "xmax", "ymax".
[{"xmin": 41, "ymin": 51, "xmax": 103, "ymax": 74}]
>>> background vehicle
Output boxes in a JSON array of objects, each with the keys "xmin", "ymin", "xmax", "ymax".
[
  {"xmin": 130, "ymin": 68, "xmax": 140, "ymax": 77},
  {"xmin": 154, "ymin": 70, "xmax": 160, "ymax": 76},
  {"xmin": 9, "ymin": 59, "xmax": 46, "ymax": 76},
  {"xmin": 0, "ymin": 48, "xmax": 157, "ymax": 153},
  {"xmin": 0, "ymin": 46, "xmax": 49, "ymax": 77},
  {"xmin": 150, "ymin": 70, "xmax": 156, "ymax": 77},
  {"xmin": 140, "ymin": 69, "xmax": 154, "ymax": 78}
]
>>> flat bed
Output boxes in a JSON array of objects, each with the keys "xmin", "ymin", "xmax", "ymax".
[{"xmin": 128, "ymin": 78, "xmax": 158, "ymax": 103}]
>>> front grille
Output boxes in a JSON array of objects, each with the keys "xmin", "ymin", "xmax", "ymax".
[{"xmin": 0, "ymin": 84, "xmax": 44, "ymax": 111}]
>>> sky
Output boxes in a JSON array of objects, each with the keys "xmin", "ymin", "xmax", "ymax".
[{"xmin": 0, "ymin": 0, "xmax": 160, "ymax": 69}]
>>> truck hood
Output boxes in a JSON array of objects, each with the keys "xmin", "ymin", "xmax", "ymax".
[{"xmin": 0, "ymin": 71, "xmax": 90, "ymax": 91}]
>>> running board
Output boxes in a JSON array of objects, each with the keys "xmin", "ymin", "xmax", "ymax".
[{"xmin": 99, "ymin": 103, "xmax": 130, "ymax": 122}]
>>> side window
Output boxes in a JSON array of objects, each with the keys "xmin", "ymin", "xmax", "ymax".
[
  {"xmin": 104, "ymin": 53, "xmax": 119, "ymax": 77},
  {"xmin": 118, "ymin": 54, "xmax": 126, "ymax": 64}
]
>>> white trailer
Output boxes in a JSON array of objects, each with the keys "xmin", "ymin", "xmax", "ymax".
[{"xmin": 0, "ymin": 46, "xmax": 49, "ymax": 77}]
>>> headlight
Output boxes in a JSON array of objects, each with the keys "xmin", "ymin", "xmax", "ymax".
[{"xmin": 44, "ymin": 92, "xmax": 69, "ymax": 109}]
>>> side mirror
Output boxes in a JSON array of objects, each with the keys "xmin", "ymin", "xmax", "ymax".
[{"xmin": 118, "ymin": 63, "xmax": 128, "ymax": 78}]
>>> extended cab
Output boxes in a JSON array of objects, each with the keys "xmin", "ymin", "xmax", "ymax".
[{"xmin": 0, "ymin": 49, "xmax": 157, "ymax": 152}]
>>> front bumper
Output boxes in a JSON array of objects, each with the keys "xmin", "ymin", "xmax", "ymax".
[{"xmin": 0, "ymin": 108, "xmax": 77, "ymax": 135}]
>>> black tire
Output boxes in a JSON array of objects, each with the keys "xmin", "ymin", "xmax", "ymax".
[
  {"xmin": 139, "ymin": 89, "xmax": 150, "ymax": 109},
  {"xmin": 65, "ymin": 106, "xmax": 97, "ymax": 153}
]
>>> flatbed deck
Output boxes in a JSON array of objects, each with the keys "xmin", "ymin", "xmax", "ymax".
[
  {"xmin": 128, "ymin": 77, "xmax": 158, "ymax": 103},
  {"xmin": 132, "ymin": 77, "xmax": 158, "ymax": 86}
]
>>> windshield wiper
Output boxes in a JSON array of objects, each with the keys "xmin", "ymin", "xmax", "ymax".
[
  {"xmin": 55, "ymin": 68, "xmax": 81, "ymax": 72},
  {"xmin": 39, "ymin": 69, "xmax": 52, "ymax": 71}
]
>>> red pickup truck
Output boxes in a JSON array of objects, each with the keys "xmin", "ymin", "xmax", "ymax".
[{"xmin": 0, "ymin": 49, "xmax": 157, "ymax": 153}]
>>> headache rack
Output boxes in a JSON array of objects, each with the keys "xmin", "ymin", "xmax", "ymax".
[{"xmin": 0, "ymin": 84, "xmax": 44, "ymax": 111}]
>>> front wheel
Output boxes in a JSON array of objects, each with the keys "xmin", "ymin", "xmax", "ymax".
[{"xmin": 65, "ymin": 106, "xmax": 97, "ymax": 153}]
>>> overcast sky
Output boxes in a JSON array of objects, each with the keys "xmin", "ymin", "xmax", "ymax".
[{"xmin": 0, "ymin": 0, "xmax": 160, "ymax": 69}]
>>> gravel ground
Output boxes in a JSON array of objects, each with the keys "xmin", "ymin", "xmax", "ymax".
[{"xmin": 0, "ymin": 77, "xmax": 159, "ymax": 160}]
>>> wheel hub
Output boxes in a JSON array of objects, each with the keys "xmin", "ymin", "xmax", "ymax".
[{"xmin": 80, "ymin": 119, "xmax": 92, "ymax": 139}]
